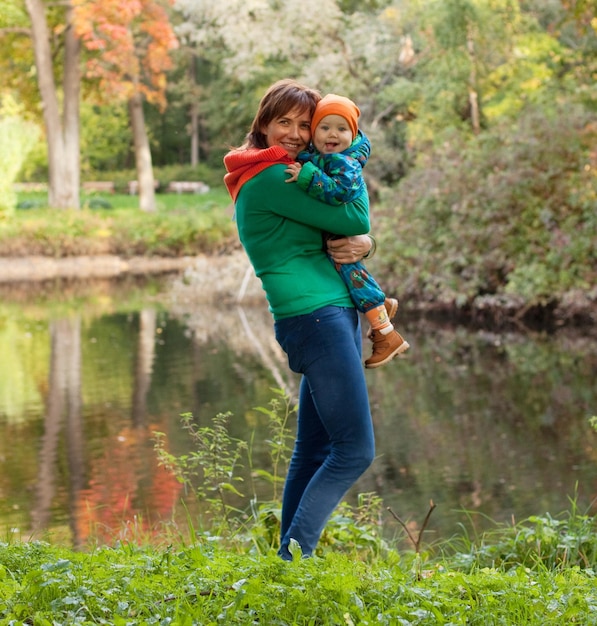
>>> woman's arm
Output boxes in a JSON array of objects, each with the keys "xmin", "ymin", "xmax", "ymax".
[{"xmin": 251, "ymin": 165, "xmax": 370, "ymax": 235}]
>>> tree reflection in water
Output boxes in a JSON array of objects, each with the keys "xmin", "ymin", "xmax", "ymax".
[{"xmin": 31, "ymin": 317, "xmax": 83, "ymax": 547}]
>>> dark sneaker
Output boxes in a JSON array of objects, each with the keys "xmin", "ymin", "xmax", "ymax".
[{"xmin": 365, "ymin": 329, "xmax": 410, "ymax": 368}]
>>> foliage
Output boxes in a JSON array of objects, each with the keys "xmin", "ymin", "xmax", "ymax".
[
  {"xmin": 174, "ymin": 0, "xmax": 344, "ymax": 84},
  {"xmin": 73, "ymin": 0, "xmax": 179, "ymax": 110},
  {"xmin": 374, "ymin": 102, "xmax": 597, "ymax": 308},
  {"xmin": 319, "ymin": 493, "xmax": 390, "ymax": 559},
  {"xmin": 555, "ymin": 0, "xmax": 597, "ymax": 111},
  {"xmin": 150, "ymin": 390, "xmax": 595, "ymax": 575},
  {"xmin": 0, "ymin": 97, "xmax": 39, "ymax": 219},
  {"xmin": 2, "ymin": 0, "xmax": 596, "ymax": 314},
  {"xmin": 154, "ymin": 390, "xmax": 296, "ymax": 548},
  {"xmin": 154, "ymin": 391, "xmax": 396, "ymax": 560},
  {"xmin": 482, "ymin": 30, "xmax": 572, "ymax": 119},
  {"xmin": 155, "ymin": 411, "xmax": 248, "ymax": 535},
  {"xmin": 402, "ymin": 0, "xmax": 513, "ymax": 137},
  {"xmin": 446, "ymin": 497, "xmax": 597, "ymax": 571},
  {"xmin": 80, "ymin": 102, "xmax": 132, "ymax": 174},
  {"xmin": 16, "ymin": 135, "xmax": 49, "ymax": 184},
  {"xmin": 0, "ymin": 1, "xmax": 40, "ymax": 121}
]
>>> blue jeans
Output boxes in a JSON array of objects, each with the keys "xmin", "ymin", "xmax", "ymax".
[{"xmin": 274, "ymin": 305, "xmax": 375, "ymax": 559}]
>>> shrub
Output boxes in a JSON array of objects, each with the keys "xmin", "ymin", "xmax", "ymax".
[
  {"xmin": 374, "ymin": 102, "xmax": 597, "ymax": 308},
  {"xmin": 0, "ymin": 110, "xmax": 39, "ymax": 219}
]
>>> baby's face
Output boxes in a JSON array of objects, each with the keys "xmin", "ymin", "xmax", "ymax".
[{"xmin": 312, "ymin": 114, "xmax": 353, "ymax": 154}]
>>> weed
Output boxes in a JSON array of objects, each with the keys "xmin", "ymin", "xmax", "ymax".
[
  {"xmin": 248, "ymin": 388, "xmax": 295, "ymax": 502},
  {"xmin": 154, "ymin": 411, "xmax": 247, "ymax": 537},
  {"xmin": 154, "ymin": 390, "xmax": 395, "ymax": 559},
  {"xmin": 442, "ymin": 491, "xmax": 597, "ymax": 572}
]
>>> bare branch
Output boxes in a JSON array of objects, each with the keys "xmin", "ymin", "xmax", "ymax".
[
  {"xmin": 387, "ymin": 506, "xmax": 418, "ymax": 548},
  {"xmin": 387, "ymin": 499, "xmax": 437, "ymax": 553},
  {"xmin": 0, "ymin": 27, "xmax": 32, "ymax": 37}
]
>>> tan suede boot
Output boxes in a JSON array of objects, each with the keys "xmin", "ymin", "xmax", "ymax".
[{"xmin": 365, "ymin": 329, "xmax": 410, "ymax": 368}]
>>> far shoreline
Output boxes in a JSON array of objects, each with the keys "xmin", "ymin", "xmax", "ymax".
[
  {"xmin": 0, "ymin": 254, "xmax": 199, "ymax": 283},
  {"xmin": 1, "ymin": 253, "xmax": 595, "ymax": 332}
]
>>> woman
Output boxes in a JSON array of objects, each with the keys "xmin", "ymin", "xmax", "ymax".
[{"xmin": 224, "ymin": 79, "xmax": 376, "ymax": 560}]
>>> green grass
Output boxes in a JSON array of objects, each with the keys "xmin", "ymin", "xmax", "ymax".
[
  {"xmin": 14, "ymin": 188, "xmax": 232, "ymax": 212},
  {"xmin": 1, "ymin": 524, "xmax": 596, "ymax": 624},
  {"xmin": 0, "ymin": 189, "xmax": 236, "ymax": 258}
]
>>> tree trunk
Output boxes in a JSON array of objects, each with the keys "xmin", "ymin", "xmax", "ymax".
[
  {"xmin": 190, "ymin": 55, "xmax": 199, "ymax": 166},
  {"xmin": 63, "ymin": 316, "xmax": 84, "ymax": 550},
  {"xmin": 62, "ymin": 4, "xmax": 81, "ymax": 207},
  {"xmin": 190, "ymin": 100, "xmax": 199, "ymax": 166},
  {"xmin": 25, "ymin": 0, "xmax": 80, "ymax": 209},
  {"xmin": 467, "ymin": 28, "xmax": 481, "ymax": 136},
  {"xmin": 129, "ymin": 92, "xmax": 156, "ymax": 213},
  {"xmin": 31, "ymin": 317, "xmax": 82, "ymax": 543}
]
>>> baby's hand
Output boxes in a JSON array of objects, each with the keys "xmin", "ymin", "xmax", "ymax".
[{"xmin": 285, "ymin": 162, "xmax": 302, "ymax": 183}]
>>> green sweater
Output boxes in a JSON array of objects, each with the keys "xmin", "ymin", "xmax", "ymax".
[{"xmin": 234, "ymin": 163, "xmax": 370, "ymax": 319}]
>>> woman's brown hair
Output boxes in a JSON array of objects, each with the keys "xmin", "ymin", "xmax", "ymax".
[{"xmin": 244, "ymin": 79, "xmax": 321, "ymax": 149}]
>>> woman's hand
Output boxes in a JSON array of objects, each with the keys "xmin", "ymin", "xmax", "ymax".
[{"xmin": 326, "ymin": 235, "xmax": 375, "ymax": 264}]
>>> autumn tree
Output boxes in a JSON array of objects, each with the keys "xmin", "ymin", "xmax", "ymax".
[
  {"xmin": 2, "ymin": 0, "xmax": 86, "ymax": 210},
  {"xmin": 73, "ymin": 0, "xmax": 178, "ymax": 212}
]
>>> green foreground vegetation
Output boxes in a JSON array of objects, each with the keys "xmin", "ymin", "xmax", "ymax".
[{"xmin": 1, "ymin": 533, "xmax": 596, "ymax": 625}]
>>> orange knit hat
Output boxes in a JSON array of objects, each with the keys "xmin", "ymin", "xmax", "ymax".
[{"xmin": 311, "ymin": 94, "xmax": 360, "ymax": 140}]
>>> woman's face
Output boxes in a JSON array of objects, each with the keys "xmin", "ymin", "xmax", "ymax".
[{"xmin": 261, "ymin": 107, "xmax": 312, "ymax": 159}]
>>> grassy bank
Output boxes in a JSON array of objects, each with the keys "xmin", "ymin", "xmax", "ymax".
[
  {"xmin": 2, "ymin": 507, "xmax": 597, "ymax": 624},
  {"xmin": 0, "ymin": 190, "xmax": 237, "ymax": 258}
]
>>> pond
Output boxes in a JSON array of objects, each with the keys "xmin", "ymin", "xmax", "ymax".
[{"xmin": 1, "ymin": 263, "xmax": 596, "ymax": 551}]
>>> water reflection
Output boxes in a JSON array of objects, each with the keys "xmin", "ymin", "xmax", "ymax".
[
  {"xmin": 31, "ymin": 318, "xmax": 83, "ymax": 546},
  {"xmin": 363, "ymin": 325, "xmax": 597, "ymax": 541},
  {"xmin": 0, "ymin": 277, "xmax": 596, "ymax": 550}
]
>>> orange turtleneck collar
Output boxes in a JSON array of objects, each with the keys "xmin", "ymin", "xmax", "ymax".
[{"xmin": 223, "ymin": 145, "xmax": 293, "ymax": 202}]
